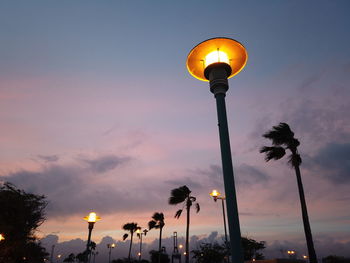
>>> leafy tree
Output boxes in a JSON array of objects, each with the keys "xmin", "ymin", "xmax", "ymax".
[
  {"xmin": 0, "ymin": 182, "xmax": 48, "ymax": 263},
  {"xmin": 149, "ymin": 250, "xmax": 170, "ymax": 263},
  {"xmin": 63, "ymin": 253, "xmax": 76, "ymax": 263},
  {"xmin": 323, "ymin": 255, "xmax": 350, "ymax": 263},
  {"xmin": 76, "ymin": 251, "xmax": 88, "ymax": 263},
  {"xmin": 192, "ymin": 242, "xmax": 226, "ymax": 263},
  {"xmin": 148, "ymin": 212, "xmax": 165, "ymax": 262},
  {"xmin": 122, "ymin": 222, "xmax": 141, "ymax": 262},
  {"xmin": 241, "ymin": 237, "xmax": 265, "ymax": 260},
  {"xmin": 192, "ymin": 238, "xmax": 265, "ymax": 263},
  {"xmin": 169, "ymin": 185, "xmax": 200, "ymax": 263},
  {"xmin": 260, "ymin": 123, "xmax": 317, "ymax": 263}
]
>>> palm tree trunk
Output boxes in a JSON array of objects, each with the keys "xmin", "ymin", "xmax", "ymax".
[
  {"xmin": 185, "ymin": 201, "xmax": 190, "ymax": 263},
  {"xmin": 128, "ymin": 233, "xmax": 134, "ymax": 262},
  {"xmin": 294, "ymin": 165, "xmax": 318, "ymax": 263},
  {"xmin": 158, "ymin": 227, "xmax": 163, "ymax": 263}
]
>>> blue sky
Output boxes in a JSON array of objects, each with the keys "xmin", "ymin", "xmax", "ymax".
[{"xmin": 1, "ymin": 0, "xmax": 350, "ymax": 261}]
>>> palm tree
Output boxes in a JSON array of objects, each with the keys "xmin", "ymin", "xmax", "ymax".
[
  {"xmin": 260, "ymin": 122, "xmax": 317, "ymax": 263},
  {"xmin": 122, "ymin": 222, "xmax": 141, "ymax": 262},
  {"xmin": 168, "ymin": 185, "xmax": 200, "ymax": 263},
  {"xmin": 148, "ymin": 212, "xmax": 165, "ymax": 263}
]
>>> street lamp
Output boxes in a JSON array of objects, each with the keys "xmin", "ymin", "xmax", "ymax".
[
  {"xmin": 0, "ymin": 233, "xmax": 5, "ymax": 241},
  {"xmin": 187, "ymin": 37, "xmax": 248, "ymax": 263},
  {"xmin": 83, "ymin": 212, "xmax": 101, "ymax": 263},
  {"xmin": 136, "ymin": 229, "xmax": 148, "ymax": 261},
  {"xmin": 107, "ymin": 243, "xmax": 116, "ymax": 263},
  {"xmin": 210, "ymin": 189, "xmax": 229, "ymax": 261}
]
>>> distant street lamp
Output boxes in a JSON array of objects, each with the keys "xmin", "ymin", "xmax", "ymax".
[
  {"xmin": 0, "ymin": 233, "xmax": 5, "ymax": 241},
  {"xmin": 210, "ymin": 189, "xmax": 229, "ymax": 261},
  {"xmin": 107, "ymin": 243, "xmax": 116, "ymax": 263},
  {"xmin": 187, "ymin": 37, "xmax": 248, "ymax": 263},
  {"xmin": 57, "ymin": 254, "xmax": 62, "ymax": 263},
  {"xmin": 83, "ymin": 212, "xmax": 101, "ymax": 263},
  {"xmin": 287, "ymin": 250, "xmax": 296, "ymax": 259},
  {"xmin": 136, "ymin": 229, "xmax": 148, "ymax": 261}
]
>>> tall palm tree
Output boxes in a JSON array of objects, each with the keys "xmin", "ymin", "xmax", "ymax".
[
  {"xmin": 168, "ymin": 185, "xmax": 200, "ymax": 263},
  {"xmin": 148, "ymin": 212, "xmax": 165, "ymax": 263},
  {"xmin": 260, "ymin": 122, "xmax": 317, "ymax": 263},
  {"xmin": 122, "ymin": 222, "xmax": 141, "ymax": 262}
]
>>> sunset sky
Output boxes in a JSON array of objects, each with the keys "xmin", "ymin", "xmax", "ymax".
[{"xmin": 1, "ymin": 0, "xmax": 349, "ymax": 261}]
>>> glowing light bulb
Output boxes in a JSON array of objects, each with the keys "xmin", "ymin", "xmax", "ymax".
[{"xmin": 204, "ymin": 50, "xmax": 229, "ymax": 68}]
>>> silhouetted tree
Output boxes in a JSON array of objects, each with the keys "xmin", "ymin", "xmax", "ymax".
[
  {"xmin": 0, "ymin": 182, "xmax": 48, "ymax": 263},
  {"xmin": 241, "ymin": 237, "xmax": 265, "ymax": 260},
  {"xmin": 63, "ymin": 253, "xmax": 76, "ymax": 262},
  {"xmin": 260, "ymin": 123, "xmax": 317, "ymax": 263},
  {"xmin": 148, "ymin": 212, "xmax": 165, "ymax": 262},
  {"xmin": 323, "ymin": 255, "xmax": 350, "ymax": 263},
  {"xmin": 192, "ymin": 242, "xmax": 226, "ymax": 263},
  {"xmin": 169, "ymin": 185, "xmax": 200, "ymax": 263},
  {"xmin": 192, "ymin": 238, "xmax": 265, "ymax": 263},
  {"xmin": 150, "ymin": 250, "xmax": 170, "ymax": 263},
  {"xmin": 76, "ymin": 252, "xmax": 88, "ymax": 263},
  {"xmin": 123, "ymin": 222, "xmax": 141, "ymax": 262}
]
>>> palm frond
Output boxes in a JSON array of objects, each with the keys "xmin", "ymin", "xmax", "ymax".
[
  {"xmin": 287, "ymin": 138, "xmax": 300, "ymax": 151},
  {"xmin": 174, "ymin": 209, "xmax": 183, "ymax": 219},
  {"xmin": 263, "ymin": 123, "xmax": 294, "ymax": 146},
  {"xmin": 143, "ymin": 229, "xmax": 148, "ymax": 236},
  {"xmin": 169, "ymin": 185, "xmax": 191, "ymax": 205},
  {"xmin": 260, "ymin": 146, "xmax": 286, "ymax": 162},
  {"xmin": 123, "ymin": 233, "xmax": 128, "ymax": 240},
  {"xmin": 152, "ymin": 212, "xmax": 164, "ymax": 222},
  {"xmin": 122, "ymin": 222, "xmax": 138, "ymax": 231},
  {"xmin": 148, "ymin": 220, "xmax": 157, "ymax": 230},
  {"xmin": 195, "ymin": 203, "xmax": 200, "ymax": 213},
  {"xmin": 288, "ymin": 153, "xmax": 302, "ymax": 167}
]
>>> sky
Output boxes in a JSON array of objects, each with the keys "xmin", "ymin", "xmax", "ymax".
[{"xmin": 1, "ymin": 0, "xmax": 350, "ymax": 261}]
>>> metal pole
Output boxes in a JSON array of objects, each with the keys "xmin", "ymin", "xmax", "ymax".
[
  {"xmin": 139, "ymin": 233, "xmax": 143, "ymax": 261},
  {"xmin": 108, "ymin": 246, "xmax": 112, "ymax": 263},
  {"xmin": 85, "ymin": 223, "xmax": 94, "ymax": 263},
  {"xmin": 221, "ymin": 198, "xmax": 230, "ymax": 263},
  {"xmin": 50, "ymin": 245, "xmax": 55, "ymax": 263},
  {"xmin": 208, "ymin": 65, "xmax": 244, "ymax": 263}
]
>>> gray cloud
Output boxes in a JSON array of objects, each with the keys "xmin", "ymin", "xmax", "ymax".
[
  {"xmin": 306, "ymin": 142, "xmax": 350, "ymax": 184},
  {"xmin": 1, "ymin": 154, "xmax": 156, "ymax": 217},
  {"xmin": 78, "ymin": 155, "xmax": 131, "ymax": 173},
  {"xmin": 37, "ymin": 154, "xmax": 60, "ymax": 162},
  {"xmin": 235, "ymin": 163, "xmax": 270, "ymax": 186}
]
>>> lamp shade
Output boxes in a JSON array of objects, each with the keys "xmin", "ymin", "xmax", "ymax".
[{"xmin": 186, "ymin": 37, "xmax": 248, "ymax": 81}]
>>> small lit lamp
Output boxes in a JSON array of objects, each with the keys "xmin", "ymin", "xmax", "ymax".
[
  {"xmin": 107, "ymin": 243, "xmax": 116, "ymax": 263},
  {"xmin": 187, "ymin": 38, "xmax": 247, "ymax": 263},
  {"xmin": 0, "ymin": 233, "xmax": 5, "ymax": 241},
  {"xmin": 83, "ymin": 212, "xmax": 101, "ymax": 263},
  {"xmin": 136, "ymin": 229, "xmax": 147, "ymax": 261},
  {"xmin": 210, "ymin": 189, "xmax": 229, "ymax": 262}
]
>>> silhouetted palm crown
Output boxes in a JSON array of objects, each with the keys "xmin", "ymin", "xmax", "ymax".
[
  {"xmin": 148, "ymin": 212, "xmax": 165, "ymax": 230},
  {"xmin": 169, "ymin": 185, "xmax": 200, "ymax": 217},
  {"xmin": 122, "ymin": 222, "xmax": 140, "ymax": 241},
  {"xmin": 260, "ymin": 122, "xmax": 301, "ymax": 167}
]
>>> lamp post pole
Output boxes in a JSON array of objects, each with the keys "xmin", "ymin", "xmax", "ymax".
[
  {"xmin": 210, "ymin": 190, "xmax": 229, "ymax": 262},
  {"xmin": 107, "ymin": 244, "xmax": 115, "ymax": 263},
  {"xmin": 210, "ymin": 65, "xmax": 243, "ymax": 263},
  {"xmin": 186, "ymin": 37, "xmax": 248, "ymax": 263},
  {"xmin": 83, "ymin": 212, "xmax": 101, "ymax": 263}
]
